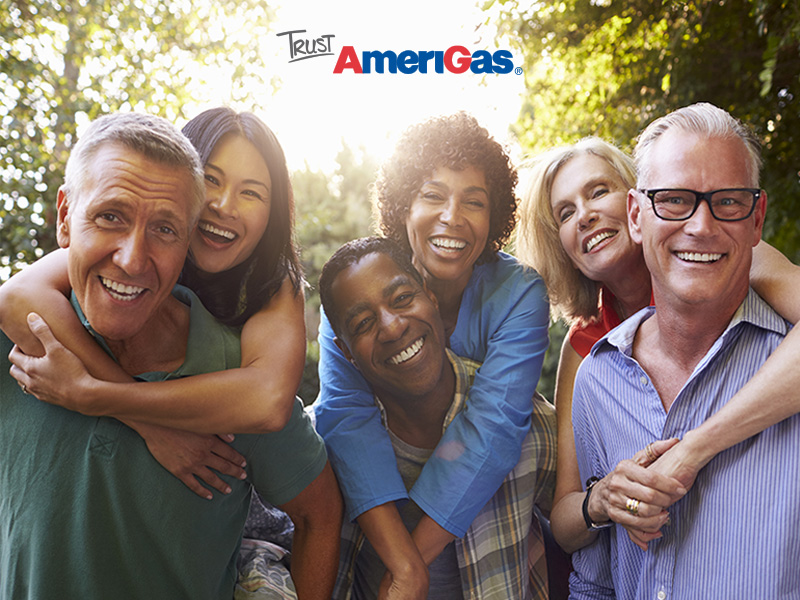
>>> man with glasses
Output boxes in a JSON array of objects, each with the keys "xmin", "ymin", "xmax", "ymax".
[{"xmin": 569, "ymin": 103, "xmax": 799, "ymax": 599}]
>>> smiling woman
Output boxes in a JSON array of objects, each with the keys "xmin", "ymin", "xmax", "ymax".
[
  {"xmin": 0, "ymin": 107, "xmax": 311, "ymax": 494},
  {"xmin": 314, "ymin": 112, "xmax": 554, "ymax": 598},
  {"xmin": 191, "ymin": 134, "xmax": 272, "ymax": 275},
  {"xmin": 516, "ymin": 115, "xmax": 800, "ymax": 557}
]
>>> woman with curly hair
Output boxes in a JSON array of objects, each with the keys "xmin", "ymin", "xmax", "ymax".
[
  {"xmin": 516, "ymin": 127, "xmax": 800, "ymax": 555},
  {"xmin": 314, "ymin": 112, "xmax": 553, "ymax": 598}
]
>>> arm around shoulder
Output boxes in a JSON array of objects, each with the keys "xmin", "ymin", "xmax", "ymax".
[{"xmin": 411, "ymin": 265, "xmax": 551, "ymax": 535}]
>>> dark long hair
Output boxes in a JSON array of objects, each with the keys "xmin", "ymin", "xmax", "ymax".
[{"xmin": 179, "ymin": 107, "xmax": 303, "ymax": 327}]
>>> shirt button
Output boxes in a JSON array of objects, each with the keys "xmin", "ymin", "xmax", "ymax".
[
  {"xmin": 640, "ymin": 375, "xmax": 648, "ymax": 386},
  {"xmin": 657, "ymin": 590, "xmax": 667, "ymax": 600}
]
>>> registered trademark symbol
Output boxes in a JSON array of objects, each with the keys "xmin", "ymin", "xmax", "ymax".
[{"xmin": 514, "ymin": 67, "xmax": 523, "ymax": 75}]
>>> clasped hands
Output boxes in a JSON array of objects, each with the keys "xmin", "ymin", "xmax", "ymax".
[{"xmin": 586, "ymin": 437, "xmax": 704, "ymax": 550}]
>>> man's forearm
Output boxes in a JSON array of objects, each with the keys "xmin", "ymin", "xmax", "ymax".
[
  {"xmin": 410, "ymin": 514, "xmax": 456, "ymax": 565},
  {"xmin": 281, "ymin": 463, "xmax": 343, "ymax": 599},
  {"xmin": 356, "ymin": 503, "xmax": 429, "ymax": 598}
]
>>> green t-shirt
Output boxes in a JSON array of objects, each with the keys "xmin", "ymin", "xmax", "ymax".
[{"xmin": 0, "ymin": 285, "xmax": 327, "ymax": 599}]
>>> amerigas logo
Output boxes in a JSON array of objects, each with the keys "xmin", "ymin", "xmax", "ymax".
[
  {"xmin": 276, "ymin": 30, "xmax": 516, "ymax": 75},
  {"xmin": 333, "ymin": 45, "xmax": 514, "ymax": 74}
]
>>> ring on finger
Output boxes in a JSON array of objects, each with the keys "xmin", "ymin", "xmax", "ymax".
[
  {"xmin": 626, "ymin": 497, "xmax": 640, "ymax": 516},
  {"xmin": 645, "ymin": 442, "xmax": 657, "ymax": 463},
  {"xmin": 20, "ymin": 384, "xmax": 28, "ymax": 395}
]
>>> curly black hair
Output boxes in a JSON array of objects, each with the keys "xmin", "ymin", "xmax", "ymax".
[{"xmin": 375, "ymin": 112, "xmax": 518, "ymax": 265}]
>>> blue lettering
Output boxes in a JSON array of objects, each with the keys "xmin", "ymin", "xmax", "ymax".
[
  {"xmin": 363, "ymin": 50, "xmax": 397, "ymax": 74},
  {"xmin": 417, "ymin": 50, "xmax": 435, "ymax": 74},
  {"xmin": 434, "ymin": 51, "xmax": 444, "ymax": 74},
  {"xmin": 397, "ymin": 50, "xmax": 418, "ymax": 74},
  {"xmin": 469, "ymin": 50, "xmax": 494, "ymax": 74},
  {"xmin": 492, "ymin": 50, "xmax": 514, "ymax": 74}
]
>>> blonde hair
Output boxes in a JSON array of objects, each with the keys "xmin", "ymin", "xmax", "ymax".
[{"xmin": 516, "ymin": 137, "xmax": 636, "ymax": 324}]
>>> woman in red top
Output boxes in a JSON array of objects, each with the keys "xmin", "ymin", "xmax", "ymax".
[{"xmin": 516, "ymin": 136, "xmax": 800, "ymax": 552}]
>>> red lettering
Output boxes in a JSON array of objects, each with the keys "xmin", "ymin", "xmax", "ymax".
[
  {"xmin": 444, "ymin": 46, "xmax": 471, "ymax": 73},
  {"xmin": 333, "ymin": 46, "xmax": 363, "ymax": 74}
]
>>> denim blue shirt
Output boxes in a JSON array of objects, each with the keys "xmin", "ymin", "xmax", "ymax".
[
  {"xmin": 570, "ymin": 289, "xmax": 797, "ymax": 600},
  {"xmin": 313, "ymin": 252, "xmax": 550, "ymax": 535}
]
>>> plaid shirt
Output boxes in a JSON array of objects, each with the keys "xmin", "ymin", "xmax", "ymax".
[{"xmin": 331, "ymin": 350, "xmax": 557, "ymax": 600}]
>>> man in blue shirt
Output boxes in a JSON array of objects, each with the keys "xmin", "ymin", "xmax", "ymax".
[
  {"xmin": 570, "ymin": 102, "xmax": 799, "ymax": 599},
  {"xmin": 317, "ymin": 237, "xmax": 556, "ymax": 599}
]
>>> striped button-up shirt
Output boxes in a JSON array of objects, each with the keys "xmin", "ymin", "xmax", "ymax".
[
  {"xmin": 570, "ymin": 289, "xmax": 798, "ymax": 600},
  {"xmin": 332, "ymin": 350, "xmax": 557, "ymax": 600}
]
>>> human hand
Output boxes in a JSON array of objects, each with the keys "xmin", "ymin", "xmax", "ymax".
[
  {"xmin": 646, "ymin": 432, "xmax": 707, "ymax": 497},
  {"xmin": 133, "ymin": 422, "xmax": 247, "ymax": 500},
  {"xmin": 377, "ymin": 565, "xmax": 429, "ymax": 600},
  {"xmin": 588, "ymin": 439, "xmax": 686, "ymax": 550},
  {"xmin": 8, "ymin": 312, "xmax": 93, "ymax": 411}
]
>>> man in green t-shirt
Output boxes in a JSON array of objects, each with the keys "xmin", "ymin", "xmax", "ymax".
[{"xmin": 0, "ymin": 112, "xmax": 341, "ymax": 599}]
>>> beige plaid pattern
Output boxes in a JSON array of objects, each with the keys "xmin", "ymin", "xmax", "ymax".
[{"xmin": 332, "ymin": 350, "xmax": 557, "ymax": 600}]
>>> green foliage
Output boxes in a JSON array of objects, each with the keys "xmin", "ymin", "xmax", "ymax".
[
  {"xmin": 294, "ymin": 144, "xmax": 378, "ymax": 402},
  {"xmin": 0, "ymin": 0, "xmax": 276, "ymax": 279},
  {"xmin": 536, "ymin": 319, "xmax": 566, "ymax": 403},
  {"xmin": 493, "ymin": 0, "xmax": 800, "ymax": 260}
]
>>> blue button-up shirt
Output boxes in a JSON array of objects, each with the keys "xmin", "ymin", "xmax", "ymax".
[{"xmin": 570, "ymin": 289, "xmax": 798, "ymax": 600}]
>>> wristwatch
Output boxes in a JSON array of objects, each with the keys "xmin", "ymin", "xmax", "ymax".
[{"xmin": 583, "ymin": 477, "xmax": 613, "ymax": 531}]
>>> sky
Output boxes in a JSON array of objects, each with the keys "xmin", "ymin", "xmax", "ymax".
[{"xmin": 185, "ymin": 0, "xmax": 526, "ymax": 172}]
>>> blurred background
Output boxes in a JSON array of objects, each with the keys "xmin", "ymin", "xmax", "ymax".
[{"xmin": 2, "ymin": 0, "xmax": 798, "ymax": 401}]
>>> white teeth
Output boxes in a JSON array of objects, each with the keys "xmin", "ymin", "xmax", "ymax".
[
  {"xmin": 100, "ymin": 277, "xmax": 145, "ymax": 301},
  {"xmin": 431, "ymin": 237, "xmax": 466, "ymax": 250},
  {"xmin": 676, "ymin": 252, "xmax": 723, "ymax": 263},
  {"xmin": 585, "ymin": 231, "xmax": 616, "ymax": 253},
  {"xmin": 389, "ymin": 337, "xmax": 424, "ymax": 365},
  {"xmin": 199, "ymin": 222, "xmax": 236, "ymax": 240}
]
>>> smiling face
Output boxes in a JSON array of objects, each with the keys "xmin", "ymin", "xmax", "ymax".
[
  {"xmin": 629, "ymin": 128, "xmax": 766, "ymax": 312},
  {"xmin": 57, "ymin": 143, "xmax": 195, "ymax": 341},
  {"xmin": 332, "ymin": 252, "xmax": 448, "ymax": 401},
  {"xmin": 550, "ymin": 152, "xmax": 641, "ymax": 285},
  {"xmin": 405, "ymin": 165, "xmax": 490, "ymax": 291},
  {"xmin": 190, "ymin": 134, "xmax": 272, "ymax": 274}
]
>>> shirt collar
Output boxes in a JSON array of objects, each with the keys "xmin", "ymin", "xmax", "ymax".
[
  {"xmin": 595, "ymin": 287, "xmax": 791, "ymax": 358},
  {"xmin": 375, "ymin": 348, "xmax": 477, "ymax": 434},
  {"xmin": 69, "ymin": 284, "xmax": 236, "ymax": 379}
]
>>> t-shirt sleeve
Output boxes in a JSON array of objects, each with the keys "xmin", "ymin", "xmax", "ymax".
[{"xmin": 247, "ymin": 398, "xmax": 329, "ymax": 507}]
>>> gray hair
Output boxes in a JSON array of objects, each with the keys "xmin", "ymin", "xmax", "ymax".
[
  {"xmin": 63, "ymin": 112, "xmax": 205, "ymax": 219},
  {"xmin": 634, "ymin": 102, "xmax": 762, "ymax": 188}
]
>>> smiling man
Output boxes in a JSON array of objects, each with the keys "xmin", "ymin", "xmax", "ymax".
[
  {"xmin": 569, "ymin": 103, "xmax": 800, "ymax": 599},
  {"xmin": 0, "ymin": 112, "xmax": 340, "ymax": 599},
  {"xmin": 317, "ymin": 237, "xmax": 556, "ymax": 599}
]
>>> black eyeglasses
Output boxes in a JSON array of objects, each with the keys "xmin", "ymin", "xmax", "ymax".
[{"xmin": 638, "ymin": 188, "xmax": 761, "ymax": 221}]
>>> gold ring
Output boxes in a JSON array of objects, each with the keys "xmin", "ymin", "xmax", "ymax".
[
  {"xmin": 20, "ymin": 384, "xmax": 28, "ymax": 395},
  {"xmin": 626, "ymin": 497, "xmax": 640, "ymax": 516},
  {"xmin": 645, "ymin": 443, "xmax": 657, "ymax": 463}
]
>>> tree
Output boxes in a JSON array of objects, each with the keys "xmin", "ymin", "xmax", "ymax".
[
  {"xmin": 492, "ymin": 0, "xmax": 800, "ymax": 259},
  {"xmin": 0, "ymin": 0, "xmax": 276, "ymax": 279},
  {"xmin": 293, "ymin": 142, "xmax": 378, "ymax": 402}
]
